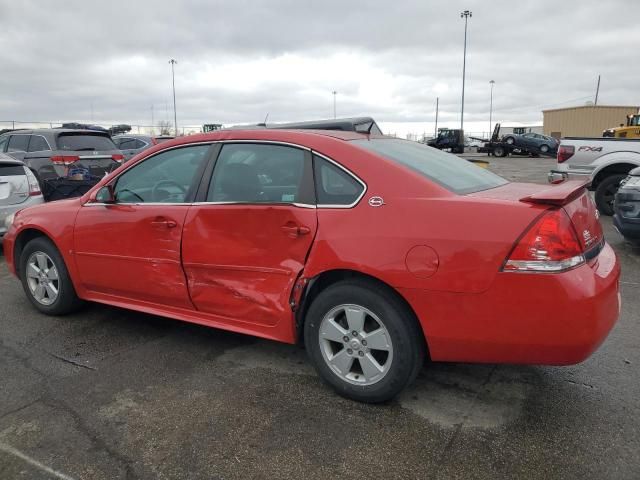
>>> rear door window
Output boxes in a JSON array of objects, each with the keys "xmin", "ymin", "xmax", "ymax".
[
  {"xmin": 353, "ymin": 138, "xmax": 507, "ymax": 194},
  {"xmin": 7, "ymin": 135, "xmax": 29, "ymax": 152},
  {"xmin": 207, "ymin": 143, "xmax": 314, "ymax": 204},
  {"xmin": 314, "ymin": 155, "xmax": 364, "ymax": 206},
  {"xmin": 56, "ymin": 133, "xmax": 117, "ymax": 151}
]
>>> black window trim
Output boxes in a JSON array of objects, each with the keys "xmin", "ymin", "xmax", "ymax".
[
  {"xmin": 84, "ymin": 139, "xmax": 368, "ymax": 209},
  {"xmin": 312, "ymin": 151, "xmax": 367, "ymax": 209}
]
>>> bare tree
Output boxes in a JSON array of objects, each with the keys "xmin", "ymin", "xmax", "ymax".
[{"xmin": 157, "ymin": 120, "xmax": 172, "ymax": 136}]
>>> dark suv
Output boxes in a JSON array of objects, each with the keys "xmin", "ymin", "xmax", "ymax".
[{"xmin": 0, "ymin": 129, "xmax": 124, "ymax": 193}]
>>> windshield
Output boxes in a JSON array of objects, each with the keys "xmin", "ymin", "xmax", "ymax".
[
  {"xmin": 353, "ymin": 138, "xmax": 508, "ymax": 194},
  {"xmin": 56, "ymin": 133, "xmax": 117, "ymax": 151}
]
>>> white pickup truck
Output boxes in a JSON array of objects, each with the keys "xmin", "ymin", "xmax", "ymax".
[{"xmin": 548, "ymin": 137, "xmax": 640, "ymax": 215}]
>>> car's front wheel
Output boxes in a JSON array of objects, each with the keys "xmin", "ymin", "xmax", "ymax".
[
  {"xmin": 304, "ymin": 279, "xmax": 424, "ymax": 403},
  {"xmin": 505, "ymin": 136, "xmax": 515, "ymax": 145},
  {"xmin": 19, "ymin": 237, "xmax": 83, "ymax": 315}
]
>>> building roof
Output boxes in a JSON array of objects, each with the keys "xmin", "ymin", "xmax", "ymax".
[{"xmin": 543, "ymin": 105, "xmax": 639, "ymax": 113}]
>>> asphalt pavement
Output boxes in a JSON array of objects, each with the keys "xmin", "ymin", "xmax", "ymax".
[{"xmin": 0, "ymin": 154, "xmax": 638, "ymax": 479}]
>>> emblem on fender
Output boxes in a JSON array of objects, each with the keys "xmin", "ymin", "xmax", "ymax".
[{"xmin": 368, "ymin": 196, "xmax": 385, "ymax": 207}]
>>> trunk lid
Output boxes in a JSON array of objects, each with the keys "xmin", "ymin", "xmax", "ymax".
[{"xmin": 0, "ymin": 162, "xmax": 29, "ymax": 206}]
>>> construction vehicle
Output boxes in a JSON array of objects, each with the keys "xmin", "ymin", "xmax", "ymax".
[
  {"xmin": 603, "ymin": 112, "xmax": 640, "ymax": 138},
  {"xmin": 426, "ymin": 128, "xmax": 465, "ymax": 153}
]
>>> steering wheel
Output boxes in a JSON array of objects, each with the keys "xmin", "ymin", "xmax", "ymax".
[{"xmin": 151, "ymin": 180, "xmax": 187, "ymax": 202}]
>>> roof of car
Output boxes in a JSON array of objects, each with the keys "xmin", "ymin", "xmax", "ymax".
[{"xmin": 0, "ymin": 128, "xmax": 111, "ymax": 136}]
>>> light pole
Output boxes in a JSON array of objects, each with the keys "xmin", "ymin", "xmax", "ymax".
[
  {"xmin": 460, "ymin": 10, "xmax": 472, "ymax": 132},
  {"xmin": 169, "ymin": 59, "xmax": 178, "ymax": 136},
  {"xmin": 489, "ymin": 80, "xmax": 495, "ymax": 137},
  {"xmin": 332, "ymin": 91, "xmax": 337, "ymax": 119}
]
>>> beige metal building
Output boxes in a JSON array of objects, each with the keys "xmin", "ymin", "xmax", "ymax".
[{"xmin": 543, "ymin": 105, "xmax": 639, "ymax": 138}]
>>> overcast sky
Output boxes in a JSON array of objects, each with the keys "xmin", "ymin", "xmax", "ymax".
[{"xmin": 0, "ymin": 0, "xmax": 637, "ymax": 136}]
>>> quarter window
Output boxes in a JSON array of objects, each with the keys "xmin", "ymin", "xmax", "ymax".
[
  {"xmin": 207, "ymin": 143, "xmax": 312, "ymax": 204},
  {"xmin": 114, "ymin": 145, "xmax": 210, "ymax": 203},
  {"xmin": 313, "ymin": 155, "xmax": 364, "ymax": 206},
  {"xmin": 28, "ymin": 135, "xmax": 50, "ymax": 152},
  {"xmin": 7, "ymin": 135, "xmax": 29, "ymax": 152}
]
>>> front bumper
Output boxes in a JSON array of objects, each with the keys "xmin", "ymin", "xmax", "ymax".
[
  {"xmin": 613, "ymin": 186, "xmax": 640, "ymax": 241},
  {"xmin": 400, "ymin": 242, "xmax": 620, "ymax": 365}
]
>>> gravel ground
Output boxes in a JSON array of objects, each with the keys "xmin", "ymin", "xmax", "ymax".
[{"xmin": 0, "ymin": 154, "xmax": 638, "ymax": 479}]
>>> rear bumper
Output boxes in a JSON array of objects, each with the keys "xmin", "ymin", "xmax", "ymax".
[
  {"xmin": 548, "ymin": 169, "xmax": 592, "ymax": 185},
  {"xmin": 613, "ymin": 214, "xmax": 640, "ymax": 240},
  {"xmin": 0, "ymin": 196, "xmax": 44, "ymax": 237},
  {"xmin": 400, "ymin": 243, "xmax": 620, "ymax": 365}
]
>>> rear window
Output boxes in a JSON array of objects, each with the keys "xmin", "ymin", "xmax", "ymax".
[
  {"xmin": 353, "ymin": 138, "xmax": 507, "ymax": 194},
  {"xmin": 154, "ymin": 137, "xmax": 174, "ymax": 144},
  {"xmin": 0, "ymin": 164, "xmax": 25, "ymax": 176},
  {"xmin": 55, "ymin": 133, "xmax": 117, "ymax": 151}
]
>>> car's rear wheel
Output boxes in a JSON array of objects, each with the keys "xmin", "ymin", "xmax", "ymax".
[
  {"xmin": 505, "ymin": 136, "xmax": 515, "ymax": 145},
  {"xmin": 304, "ymin": 280, "xmax": 424, "ymax": 403},
  {"xmin": 20, "ymin": 237, "xmax": 83, "ymax": 315},
  {"xmin": 540, "ymin": 144, "xmax": 550, "ymax": 154},
  {"xmin": 595, "ymin": 174, "xmax": 627, "ymax": 216}
]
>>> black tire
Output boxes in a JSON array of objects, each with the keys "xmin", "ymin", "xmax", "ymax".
[
  {"xmin": 505, "ymin": 136, "xmax": 515, "ymax": 145},
  {"xmin": 19, "ymin": 236, "xmax": 83, "ymax": 315},
  {"xmin": 595, "ymin": 174, "xmax": 627, "ymax": 216},
  {"xmin": 304, "ymin": 279, "xmax": 425, "ymax": 403},
  {"xmin": 540, "ymin": 144, "xmax": 550, "ymax": 154},
  {"xmin": 493, "ymin": 146, "xmax": 507, "ymax": 157}
]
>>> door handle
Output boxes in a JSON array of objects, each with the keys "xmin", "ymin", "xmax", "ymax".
[
  {"xmin": 151, "ymin": 218, "xmax": 177, "ymax": 228},
  {"xmin": 281, "ymin": 224, "xmax": 311, "ymax": 236}
]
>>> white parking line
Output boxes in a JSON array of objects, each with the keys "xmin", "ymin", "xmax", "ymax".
[{"xmin": 0, "ymin": 442, "xmax": 77, "ymax": 480}]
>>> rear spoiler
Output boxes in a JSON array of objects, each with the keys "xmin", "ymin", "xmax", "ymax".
[{"xmin": 520, "ymin": 180, "xmax": 590, "ymax": 206}]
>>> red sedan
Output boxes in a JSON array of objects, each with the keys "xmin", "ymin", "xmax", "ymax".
[{"xmin": 2, "ymin": 128, "xmax": 620, "ymax": 402}]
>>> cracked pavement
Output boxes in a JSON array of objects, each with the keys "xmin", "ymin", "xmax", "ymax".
[{"xmin": 0, "ymin": 155, "xmax": 639, "ymax": 479}]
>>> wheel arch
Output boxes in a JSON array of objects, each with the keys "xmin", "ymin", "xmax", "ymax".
[
  {"xmin": 13, "ymin": 228, "xmax": 55, "ymax": 280},
  {"xmin": 295, "ymin": 269, "xmax": 429, "ymax": 357},
  {"xmin": 592, "ymin": 162, "xmax": 638, "ymax": 189}
]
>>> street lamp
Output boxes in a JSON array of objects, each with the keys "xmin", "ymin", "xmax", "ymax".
[
  {"xmin": 460, "ymin": 10, "xmax": 472, "ymax": 132},
  {"xmin": 169, "ymin": 59, "xmax": 178, "ymax": 136},
  {"xmin": 332, "ymin": 91, "xmax": 337, "ymax": 119},
  {"xmin": 489, "ymin": 80, "xmax": 495, "ymax": 136}
]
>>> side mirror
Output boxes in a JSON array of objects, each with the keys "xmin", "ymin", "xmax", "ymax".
[{"xmin": 95, "ymin": 185, "xmax": 115, "ymax": 204}]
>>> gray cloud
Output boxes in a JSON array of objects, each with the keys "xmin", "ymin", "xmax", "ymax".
[{"xmin": 0, "ymin": 0, "xmax": 637, "ymax": 135}]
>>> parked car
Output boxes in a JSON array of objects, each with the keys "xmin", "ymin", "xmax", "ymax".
[
  {"xmin": 503, "ymin": 132, "xmax": 558, "ymax": 154},
  {"xmin": 0, "ymin": 129, "xmax": 124, "ymax": 200},
  {"xmin": 548, "ymin": 137, "xmax": 640, "ymax": 215},
  {"xmin": 0, "ymin": 153, "xmax": 44, "ymax": 237},
  {"xmin": 613, "ymin": 166, "xmax": 640, "ymax": 245},
  {"xmin": 2, "ymin": 126, "xmax": 619, "ymax": 403},
  {"xmin": 113, "ymin": 134, "xmax": 175, "ymax": 160}
]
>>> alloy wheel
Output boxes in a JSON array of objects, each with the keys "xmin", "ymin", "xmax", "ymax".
[
  {"xmin": 26, "ymin": 251, "xmax": 60, "ymax": 305},
  {"xmin": 318, "ymin": 304, "xmax": 393, "ymax": 386}
]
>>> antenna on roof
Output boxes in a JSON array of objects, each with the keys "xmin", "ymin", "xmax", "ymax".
[{"xmin": 263, "ymin": 113, "xmax": 269, "ymax": 126}]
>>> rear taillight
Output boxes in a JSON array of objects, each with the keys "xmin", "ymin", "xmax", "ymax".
[
  {"xmin": 503, "ymin": 209, "xmax": 584, "ymax": 272},
  {"xmin": 557, "ymin": 145, "xmax": 574, "ymax": 163},
  {"xmin": 50, "ymin": 155, "xmax": 80, "ymax": 165},
  {"xmin": 112, "ymin": 154, "xmax": 125, "ymax": 163},
  {"xmin": 23, "ymin": 167, "xmax": 41, "ymax": 196}
]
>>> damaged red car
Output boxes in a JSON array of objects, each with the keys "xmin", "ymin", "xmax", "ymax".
[{"xmin": 2, "ymin": 121, "xmax": 620, "ymax": 402}]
